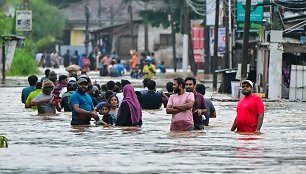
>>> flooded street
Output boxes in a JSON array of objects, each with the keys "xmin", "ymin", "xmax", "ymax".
[{"xmin": 1, "ymin": 87, "xmax": 306, "ymax": 173}]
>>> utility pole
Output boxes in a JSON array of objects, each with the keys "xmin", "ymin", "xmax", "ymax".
[
  {"xmin": 213, "ymin": 0, "xmax": 220, "ymax": 90},
  {"xmin": 203, "ymin": 0, "xmax": 210, "ymax": 74},
  {"xmin": 224, "ymin": 0, "xmax": 229, "ymax": 69},
  {"xmin": 241, "ymin": 0, "xmax": 251, "ymax": 79},
  {"xmin": 110, "ymin": 4, "xmax": 114, "ymax": 25},
  {"xmin": 229, "ymin": 0, "xmax": 233, "ymax": 69},
  {"xmin": 144, "ymin": 2, "xmax": 148, "ymax": 52},
  {"xmin": 2, "ymin": 45, "xmax": 5, "ymax": 84},
  {"xmin": 170, "ymin": 13, "xmax": 177, "ymax": 72},
  {"xmin": 98, "ymin": 0, "xmax": 102, "ymax": 27},
  {"xmin": 85, "ymin": 5, "xmax": 90, "ymax": 56},
  {"xmin": 183, "ymin": 0, "xmax": 197, "ymax": 76},
  {"xmin": 128, "ymin": 4, "xmax": 136, "ymax": 49}
]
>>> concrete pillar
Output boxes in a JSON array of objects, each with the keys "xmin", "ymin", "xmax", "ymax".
[
  {"xmin": 182, "ymin": 34, "xmax": 188, "ymax": 72},
  {"xmin": 268, "ymin": 43, "xmax": 282, "ymax": 100}
]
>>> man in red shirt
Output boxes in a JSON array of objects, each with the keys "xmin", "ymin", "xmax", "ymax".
[{"xmin": 231, "ymin": 80, "xmax": 265, "ymax": 134}]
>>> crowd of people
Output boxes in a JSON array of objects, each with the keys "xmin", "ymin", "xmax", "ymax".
[
  {"xmin": 35, "ymin": 48, "xmax": 166, "ymax": 80},
  {"xmin": 21, "ymin": 68, "xmax": 265, "ymax": 133}
]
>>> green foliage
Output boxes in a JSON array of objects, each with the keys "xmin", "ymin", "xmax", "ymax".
[
  {"xmin": 35, "ymin": 35, "xmax": 57, "ymax": 52},
  {"xmin": 140, "ymin": 10, "xmax": 170, "ymax": 29},
  {"xmin": 7, "ymin": 39, "xmax": 39, "ymax": 76},
  {"xmin": 138, "ymin": 0, "xmax": 200, "ymax": 34},
  {"xmin": 272, "ymin": 23, "xmax": 283, "ymax": 30},
  {"xmin": 46, "ymin": 0, "xmax": 82, "ymax": 8},
  {"xmin": 0, "ymin": 135, "xmax": 8, "ymax": 148},
  {"xmin": 30, "ymin": 0, "xmax": 66, "ymax": 42},
  {"xmin": 0, "ymin": 12, "xmax": 14, "ymax": 35}
]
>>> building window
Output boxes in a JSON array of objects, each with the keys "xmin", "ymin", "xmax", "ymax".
[{"xmin": 160, "ymin": 34, "xmax": 172, "ymax": 47}]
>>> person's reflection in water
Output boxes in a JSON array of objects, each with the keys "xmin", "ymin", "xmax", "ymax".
[{"xmin": 235, "ymin": 134, "xmax": 264, "ymax": 160}]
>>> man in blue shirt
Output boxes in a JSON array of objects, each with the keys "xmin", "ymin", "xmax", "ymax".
[
  {"xmin": 70, "ymin": 77, "xmax": 99, "ymax": 125},
  {"xmin": 156, "ymin": 61, "xmax": 166, "ymax": 73},
  {"xmin": 21, "ymin": 75, "xmax": 38, "ymax": 104},
  {"xmin": 116, "ymin": 59, "xmax": 125, "ymax": 76}
]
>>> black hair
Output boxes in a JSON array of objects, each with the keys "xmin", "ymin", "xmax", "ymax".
[
  {"xmin": 44, "ymin": 69, "xmax": 50, "ymax": 76},
  {"xmin": 113, "ymin": 85, "xmax": 120, "ymax": 93},
  {"xmin": 195, "ymin": 84, "xmax": 206, "ymax": 95},
  {"xmin": 115, "ymin": 82, "xmax": 122, "ymax": 91},
  {"xmin": 101, "ymin": 84, "xmax": 108, "ymax": 92},
  {"xmin": 121, "ymin": 79, "xmax": 131, "ymax": 89},
  {"xmin": 166, "ymin": 81, "xmax": 173, "ymax": 93},
  {"xmin": 142, "ymin": 78, "xmax": 150, "ymax": 87},
  {"xmin": 174, "ymin": 77, "xmax": 185, "ymax": 89},
  {"xmin": 106, "ymin": 80, "xmax": 115, "ymax": 91},
  {"xmin": 185, "ymin": 77, "xmax": 196, "ymax": 85},
  {"xmin": 35, "ymin": 82, "xmax": 42, "ymax": 89},
  {"xmin": 105, "ymin": 91, "xmax": 113, "ymax": 100},
  {"xmin": 101, "ymin": 102, "xmax": 111, "ymax": 110},
  {"xmin": 28, "ymin": 75, "xmax": 38, "ymax": 86},
  {"xmin": 59, "ymin": 75, "xmax": 67, "ymax": 83},
  {"xmin": 147, "ymin": 80, "xmax": 156, "ymax": 90}
]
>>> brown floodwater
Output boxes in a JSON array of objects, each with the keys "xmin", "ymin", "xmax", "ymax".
[{"xmin": 1, "ymin": 87, "xmax": 306, "ymax": 173}]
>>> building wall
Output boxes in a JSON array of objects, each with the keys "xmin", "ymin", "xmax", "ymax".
[
  {"xmin": 70, "ymin": 30, "xmax": 85, "ymax": 46},
  {"xmin": 137, "ymin": 24, "xmax": 183, "ymax": 67}
]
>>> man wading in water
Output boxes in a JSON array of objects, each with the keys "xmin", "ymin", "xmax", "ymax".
[
  {"xmin": 166, "ymin": 78, "xmax": 195, "ymax": 131},
  {"xmin": 70, "ymin": 77, "xmax": 99, "ymax": 125},
  {"xmin": 231, "ymin": 80, "xmax": 265, "ymax": 134}
]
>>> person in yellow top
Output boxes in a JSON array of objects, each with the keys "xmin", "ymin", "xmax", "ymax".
[
  {"xmin": 25, "ymin": 82, "xmax": 42, "ymax": 109},
  {"xmin": 142, "ymin": 58, "xmax": 156, "ymax": 79}
]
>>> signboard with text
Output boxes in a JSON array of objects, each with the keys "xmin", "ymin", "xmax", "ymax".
[
  {"xmin": 237, "ymin": 0, "xmax": 263, "ymax": 22},
  {"xmin": 218, "ymin": 28, "xmax": 226, "ymax": 55},
  {"xmin": 16, "ymin": 10, "xmax": 32, "ymax": 31},
  {"xmin": 192, "ymin": 24, "xmax": 204, "ymax": 67}
]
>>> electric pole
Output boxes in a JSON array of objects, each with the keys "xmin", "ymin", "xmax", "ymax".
[
  {"xmin": 203, "ymin": 0, "xmax": 210, "ymax": 74},
  {"xmin": 85, "ymin": 5, "xmax": 90, "ymax": 56},
  {"xmin": 213, "ymin": 0, "xmax": 220, "ymax": 90},
  {"xmin": 128, "ymin": 4, "xmax": 136, "ymax": 49},
  {"xmin": 241, "ymin": 0, "xmax": 251, "ymax": 79}
]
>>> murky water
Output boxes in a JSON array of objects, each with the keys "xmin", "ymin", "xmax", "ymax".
[{"xmin": 1, "ymin": 87, "xmax": 306, "ymax": 173}]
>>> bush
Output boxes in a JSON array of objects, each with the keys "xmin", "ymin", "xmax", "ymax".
[{"xmin": 7, "ymin": 47, "xmax": 39, "ymax": 76}]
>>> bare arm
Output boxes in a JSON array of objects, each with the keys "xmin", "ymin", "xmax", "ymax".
[
  {"xmin": 173, "ymin": 100, "xmax": 194, "ymax": 111},
  {"xmin": 166, "ymin": 105, "xmax": 181, "ymax": 114},
  {"xmin": 25, "ymin": 102, "xmax": 32, "ymax": 108},
  {"xmin": 255, "ymin": 113, "xmax": 264, "ymax": 133},
  {"xmin": 30, "ymin": 98, "xmax": 50, "ymax": 106},
  {"xmin": 230, "ymin": 118, "xmax": 237, "ymax": 131},
  {"xmin": 72, "ymin": 104, "xmax": 99, "ymax": 121},
  {"xmin": 210, "ymin": 111, "xmax": 216, "ymax": 118}
]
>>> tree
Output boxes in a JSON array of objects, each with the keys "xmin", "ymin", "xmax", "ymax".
[
  {"xmin": 46, "ymin": 0, "xmax": 82, "ymax": 8},
  {"xmin": 30, "ymin": 0, "xmax": 66, "ymax": 43},
  {"xmin": 0, "ymin": 12, "xmax": 13, "ymax": 35},
  {"xmin": 139, "ymin": 0, "xmax": 199, "ymax": 75}
]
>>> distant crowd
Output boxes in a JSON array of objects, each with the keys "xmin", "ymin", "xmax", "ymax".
[{"xmin": 35, "ymin": 48, "xmax": 166, "ymax": 80}]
